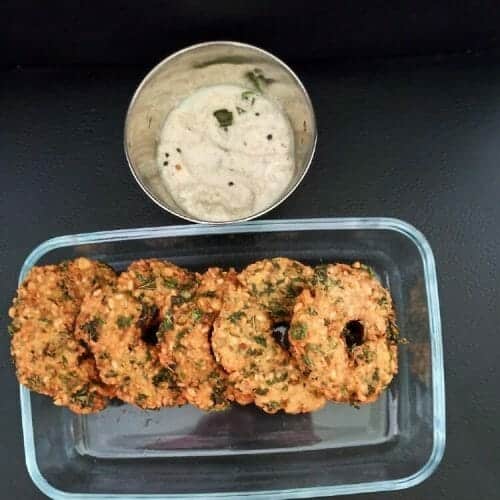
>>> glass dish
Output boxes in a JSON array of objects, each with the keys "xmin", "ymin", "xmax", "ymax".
[{"xmin": 18, "ymin": 217, "xmax": 445, "ymax": 498}]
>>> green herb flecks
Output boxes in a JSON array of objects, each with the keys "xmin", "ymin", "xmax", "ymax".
[
  {"xmin": 264, "ymin": 400, "xmax": 280, "ymax": 412},
  {"xmin": 302, "ymin": 354, "xmax": 314, "ymax": 369},
  {"xmin": 253, "ymin": 335, "xmax": 267, "ymax": 347},
  {"xmin": 312, "ymin": 265, "xmax": 328, "ymax": 285},
  {"xmin": 359, "ymin": 347, "xmax": 375, "ymax": 363},
  {"xmin": 360, "ymin": 264, "xmax": 376, "ymax": 278},
  {"xmin": 192, "ymin": 308, "xmax": 203, "ymax": 323},
  {"xmin": 170, "ymin": 296, "xmax": 184, "ymax": 306},
  {"xmin": 245, "ymin": 68, "xmax": 274, "ymax": 93},
  {"xmin": 255, "ymin": 387, "xmax": 269, "ymax": 396},
  {"xmin": 312, "ymin": 265, "xmax": 343, "ymax": 289},
  {"xmin": 386, "ymin": 320, "xmax": 399, "ymax": 343},
  {"xmin": 71, "ymin": 385, "xmax": 95, "ymax": 409},
  {"xmin": 289, "ymin": 323, "xmax": 307, "ymax": 340},
  {"xmin": 152, "ymin": 367, "xmax": 176, "ymax": 387},
  {"xmin": 156, "ymin": 314, "xmax": 174, "ymax": 342},
  {"xmin": 59, "ymin": 260, "xmax": 70, "ymax": 271},
  {"xmin": 213, "ymin": 108, "xmax": 233, "ymax": 128},
  {"xmin": 159, "ymin": 314, "xmax": 174, "ymax": 332},
  {"xmin": 271, "ymin": 259, "xmax": 281, "ymax": 270},
  {"xmin": 8, "ymin": 323, "xmax": 19, "ymax": 336},
  {"xmin": 136, "ymin": 273, "xmax": 156, "ymax": 290},
  {"xmin": 236, "ymin": 106, "xmax": 246, "ymax": 115},
  {"xmin": 261, "ymin": 281, "xmax": 275, "ymax": 295},
  {"xmin": 241, "ymin": 90, "xmax": 257, "ymax": 105},
  {"xmin": 266, "ymin": 372, "xmax": 288, "ymax": 385},
  {"xmin": 138, "ymin": 302, "xmax": 158, "ymax": 328},
  {"xmin": 228, "ymin": 311, "xmax": 246, "ymax": 324},
  {"xmin": 242, "ymin": 363, "xmax": 258, "ymax": 377},
  {"xmin": 246, "ymin": 347, "xmax": 264, "ymax": 356},
  {"xmin": 267, "ymin": 301, "xmax": 288, "ymax": 319},
  {"xmin": 26, "ymin": 375, "xmax": 43, "ymax": 390},
  {"xmin": 211, "ymin": 380, "xmax": 228, "ymax": 408},
  {"xmin": 285, "ymin": 280, "xmax": 304, "ymax": 299},
  {"xmin": 81, "ymin": 317, "xmax": 104, "ymax": 341},
  {"xmin": 173, "ymin": 329, "xmax": 189, "ymax": 351},
  {"xmin": 59, "ymin": 281, "xmax": 73, "ymax": 301},
  {"xmin": 171, "ymin": 284, "xmax": 195, "ymax": 305},
  {"xmin": 162, "ymin": 277, "xmax": 178, "ymax": 289},
  {"xmin": 377, "ymin": 296, "xmax": 388, "ymax": 307},
  {"xmin": 116, "ymin": 315, "xmax": 132, "ymax": 329},
  {"xmin": 135, "ymin": 393, "xmax": 148, "ymax": 405}
]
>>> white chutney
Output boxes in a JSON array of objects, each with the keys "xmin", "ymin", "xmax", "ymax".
[{"xmin": 157, "ymin": 84, "xmax": 295, "ymax": 222}]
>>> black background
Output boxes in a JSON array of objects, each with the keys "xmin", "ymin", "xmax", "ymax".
[
  {"xmin": 2, "ymin": 0, "xmax": 500, "ymax": 67},
  {"xmin": 1, "ymin": 2, "xmax": 500, "ymax": 499}
]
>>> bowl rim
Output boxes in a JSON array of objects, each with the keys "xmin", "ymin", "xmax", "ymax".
[
  {"xmin": 18, "ymin": 217, "xmax": 445, "ymax": 499},
  {"xmin": 123, "ymin": 40, "xmax": 318, "ymax": 224}
]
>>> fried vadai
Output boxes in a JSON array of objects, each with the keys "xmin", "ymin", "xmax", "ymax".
[
  {"xmin": 9, "ymin": 258, "xmax": 117, "ymax": 413},
  {"xmin": 212, "ymin": 281, "xmax": 325, "ymax": 414},
  {"xmin": 289, "ymin": 262, "xmax": 398, "ymax": 404},
  {"xmin": 76, "ymin": 288, "xmax": 185, "ymax": 409},
  {"xmin": 158, "ymin": 267, "xmax": 251, "ymax": 410}
]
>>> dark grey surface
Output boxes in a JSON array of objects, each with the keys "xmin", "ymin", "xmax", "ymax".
[
  {"xmin": 3, "ymin": 0, "xmax": 500, "ymax": 66},
  {"xmin": 1, "ymin": 54, "xmax": 499, "ymax": 498}
]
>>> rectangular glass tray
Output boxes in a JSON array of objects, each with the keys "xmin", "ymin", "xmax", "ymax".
[{"xmin": 18, "ymin": 218, "xmax": 445, "ymax": 498}]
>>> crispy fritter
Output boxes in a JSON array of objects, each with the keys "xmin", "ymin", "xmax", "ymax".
[
  {"xmin": 158, "ymin": 268, "xmax": 251, "ymax": 410},
  {"xmin": 76, "ymin": 288, "xmax": 185, "ymax": 409},
  {"xmin": 289, "ymin": 263, "xmax": 398, "ymax": 404},
  {"xmin": 212, "ymin": 282, "xmax": 325, "ymax": 414},
  {"xmin": 8, "ymin": 258, "xmax": 117, "ymax": 413}
]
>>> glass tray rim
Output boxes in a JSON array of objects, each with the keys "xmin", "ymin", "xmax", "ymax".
[{"xmin": 18, "ymin": 217, "xmax": 446, "ymax": 499}]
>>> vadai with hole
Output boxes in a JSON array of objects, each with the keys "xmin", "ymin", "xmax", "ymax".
[
  {"xmin": 8, "ymin": 258, "xmax": 117, "ymax": 413},
  {"xmin": 289, "ymin": 262, "xmax": 398, "ymax": 404},
  {"xmin": 212, "ymin": 280, "xmax": 325, "ymax": 414},
  {"xmin": 76, "ymin": 288, "xmax": 185, "ymax": 409},
  {"xmin": 158, "ymin": 267, "xmax": 251, "ymax": 410}
]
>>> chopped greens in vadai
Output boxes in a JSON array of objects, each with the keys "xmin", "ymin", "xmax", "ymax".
[
  {"xmin": 9, "ymin": 255, "xmax": 400, "ymax": 414},
  {"xmin": 213, "ymin": 283, "xmax": 325, "ymax": 414},
  {"xmin": 289, "ymin": 262, "xmax": 398, "ymax": 404},
  {"xmin": 158, "ymin": 268, "xmax": 251, "ymax": 410},
  {"xmin": 9, "ymin": 258, "xmax": 117, "ymax": 413},
  {"xmin": 76, "ymin": 288, "xmax": 185, "ymax": 409}
]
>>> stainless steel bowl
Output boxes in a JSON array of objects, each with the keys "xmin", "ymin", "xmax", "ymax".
[{"xmin": 124, "ymin": 41, "xmax": 317, "ymax": 223}]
